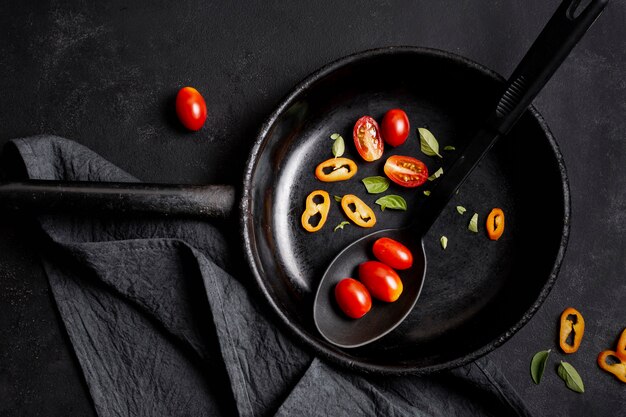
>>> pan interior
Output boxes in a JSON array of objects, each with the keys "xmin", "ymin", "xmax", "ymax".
[{"xmin": 244, "ymin": 49, "xmax": 567, "ymax": 372}]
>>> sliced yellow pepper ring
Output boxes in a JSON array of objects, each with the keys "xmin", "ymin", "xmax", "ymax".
[
  {"xmin": 486, "ymin": 208, "xmax": 505, "ymax": 241},
  {"xmin": 301, "ymin": 190, "xmax": 330, "ymax": 232},
  {"xmin": 341, "ymin": 194, "xmax": 376, "ymax": 228},
  {"xmin": 315, "ymin": 157, "xmax": 358, "ymax": 182},
  {"xmin": 559, "ymin": 307, "xmax": 585, "ymax": 354},
  {"xmin": 597, "ymin": 350, "xmax": 626, "ymax": 383}
]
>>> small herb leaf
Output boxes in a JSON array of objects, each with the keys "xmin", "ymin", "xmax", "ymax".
[
  {"xmin": 557, "ymin": 361, "xmax": 584, "ymax": 393},
  {"xmin": 423, "ymin": 190, "xmax": 431, "ymax": 196},
  {"xmin": 418, "ymin": 128, "xmax": 442, "ymax": 158},
  {"xmin": 440, "ymin": 236, "xmax": 448, "ymax": 250},
  {"xmin": 443, "ymin": 145, "xmax": 456, "ymax": 151},
  {"xmin": 468, "ymin": 213, "xmax": 479, "ymax": 233},
  {"xmin": 375, "ymin": 195, "xmax": 407, "ymax": 211},
  {"xmin": 333, "ymin": 221, "xmax": 350, "ymax": 232},
  {"xmin": 530, "ymin": 350, "xmax": 551, "ymax": 384},
  {"xmin": 362, "ymin": 176, "xmax": 390, "ymax": 194},
  {"xmin": 456, "ymin": 206, "xmax": 467, "ymax": 215},
  {"xmin": 428, "ymin": 167, "xmax": 444, "ymax": 181},
  {"xmin": 331, "ymin": 135, "xmax": 345, "ymax": 158},
  {"xmin": 334, "ymin": 195, "xmax": 343, "ymax": 202},
  {"xmin": 330, "ymin": 133, "xmax": 340, "ymax": 140}
]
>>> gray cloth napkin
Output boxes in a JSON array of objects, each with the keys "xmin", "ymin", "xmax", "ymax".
[{"xmin": 5, "ymin": 135, "xmax": 532, "ymax": 417}]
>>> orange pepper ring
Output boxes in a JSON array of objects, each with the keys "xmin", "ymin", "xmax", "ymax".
[
  {"xmin": 616, "ymin": 328, "xmax": 626, "ymax": 361},
  {"xmin": 315, "ymin": 157, "xmax": 358, "ymax": 182},
  {"xmin": 486, "ymin": 208, "xmax": 505, "ymax": 240},
  {"xmin": 597, "ymin": 350, "xmax": 626, "ymax": 383},
  {"xmin": 301, "ymin": 190, "xmax": 330, "ymax": 232},
  {"xmin": 559, "ymin": 307, "xmax": 585, "ymax": 354},
  {"xmin": 341, "ymin": 194, "xmax": 376, "ymax": 228}
]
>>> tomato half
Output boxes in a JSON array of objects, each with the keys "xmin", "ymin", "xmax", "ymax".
[
  {"xmin": 383, "ymin": 155, "xmax": 428, "ymax": 188},
  {"xmin": 353, "ymin": 116, "xmax": 383, "ymax": 162},
  {"xmin": 372, "ymin": 237, "xmax": 413, "ymax": 270},
  {"xmin": 176, "ymin": 86, "xmax": 207, "ymax": 131},
  {"xmin": 381, "ymin": 109, "xmax": 410, "ymax": 147},
  {"xmin": 358, "ymin": 261, "xmax": 403, "ymax": 302},
  {"xmin": 334, "ymin": 278, "xmax": 372, "ymax": 319}
]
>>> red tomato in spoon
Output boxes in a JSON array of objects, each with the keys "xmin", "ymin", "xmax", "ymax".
[
  {"xmin": 353, "ymin": 116, "xmax": 383, "ymax": 162},
  {"xmin": 176, "ymin": 86, "xmax": 207, "ymax": 131},
  {"xmin": 381, "ymin": 109, "xmax": 410, "ymax": 147},
  {"xmin": 335, "ymin": 278, "xmax": 372, "ymax": 319},
  {"xmin": 358, "ymin": 261, "xmax": 403, "ymax": 302},
  {"xmin": 372, "ymin": 237, "xmax": 413, "ymax": 270}
]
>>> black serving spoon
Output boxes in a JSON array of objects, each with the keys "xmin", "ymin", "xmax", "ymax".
[{"xmin": 313, "ymin": 0, "xmax": 608, "ymax": 348}]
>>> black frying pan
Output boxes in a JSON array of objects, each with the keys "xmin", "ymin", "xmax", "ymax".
[{"xmin": 0, "ymin": 0, "xmax": 607, "ymax": 374}]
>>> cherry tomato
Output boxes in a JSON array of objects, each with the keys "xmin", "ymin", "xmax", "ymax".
[
  {"xmin": 358, "ymin": 261, "xmax": 403, "ymax": 302},
  {"xmin": 372, "ymin": 237, "xmax": 413, "ymax": 270},
  {"xmin": 383, "ymin": 155, "xmax": 428, "ymax": 188},
  {"xmin": 334, "ymin": 278, "xmax": 372, "ymax": 319},
  {"xmin": 176, "ymin": 86, "xmax": 207, "ymax": 131},
  {"xmin": 381, "ymin": 109, "xmax": 410, "ymax": 147},
  {"xmin": 353, "ymin": 116, "xmax": 383, "ymax": 162}
]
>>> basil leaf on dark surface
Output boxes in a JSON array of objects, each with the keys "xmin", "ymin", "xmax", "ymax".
[
  {"xmin": 334, "ymin": 195, "xmax": 343, "ymax": 202},
  {"xmin": 331, "ymin": 133, "xmax": 345, "ymax": 158},
  {"xmin": 362, "ymin": 176, "xmax": 390, "ymax": 194},
  {"xmin": 558, "ymin": 361, "xmax": 585, "ymax": 393},
  {"xmin": 440, "ymin": 236, "xmax": 448, "ymax": 250},
  {"xmin": 456, "ymin": 206, "xmax": 467, "ymax": 215},
  {"xmin": 418, "ymin": 128, "xmax": 442, "ymax": 158},
  {"xmin": 375, "ymin": 195, "xmax": 407, "ymax": 211},
  {"xmin": 428, "ymin": 167, "xmax": 443, "ymax": 181},
  {"xmin": 444, "ymin": 145, "xmax": 456, "ymax": 151},
  {"xmin": 530, "ymin": 350, "xmax": 551, "ymax": 384},
  {"xmin": 468, "ymin": 213, "xmax": 479, "ymax": 233},
  {"xmin": 333, "ymin": 221, "xmax": 350, "ymax": 232},
  {"xmin": 423, "ymin": 190, "xmax": 431, "ymax": 196}
]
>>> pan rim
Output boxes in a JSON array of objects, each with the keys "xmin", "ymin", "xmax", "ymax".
[{"xmin": 241, "ymin": 46, "xmax": 571, "ymax": 375}]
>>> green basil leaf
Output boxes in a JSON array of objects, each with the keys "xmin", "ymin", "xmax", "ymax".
[
  {"xmin": 362, "ymin": 176, "xmax": 390, "ymax": 194},
  {"xmin": 418, "ymin": 128, "xmax": 442, "ymax": 158},
  {"xmin": 443, "ymin": 145, "xmax": 456, "ymax": 151},
  {"xmin": 428, "ymin": 167, "xmax": 443, "ymax": 181},
  {"xmin": 375, "ymin": 195, "xmax": 407, "ymax": 211},
  {"xmin": 333, "ymin": 221, "xmax": 350, "ymax": 232},
  {"xmin": 468, "ymin": 213, "xmax": 479, "ymax": 233},
  {"xmin": 423, "ymin": 190, "xmax": 431, "ymax": 196},
  {"xmin": 334, "ymin": 195, "xmax": 343, "ymax": 202},
  {"xmin": 330, "ymin": 133, "xmax": 340, "ymax": 140},
  {"xmin": 332, "ymin": 135, "xmax": 345, "ymax": 157},
  {"xmin": 440, "ymin": 236, "xmax": 448, "ymax": 250},
  {"xmin": 558, "ymin": 361, "xmax": 585, "ymax": 393},
  {"xmin": 530, "ymin": 350, "xmax": 551, "ymax": 384},
  {"xmin": 456, "ymin": 206, "xmax": 467, "ymax": 215}
]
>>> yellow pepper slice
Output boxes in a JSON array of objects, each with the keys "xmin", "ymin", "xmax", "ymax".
[
  {"xmin": 315, "ymin": 157, "xmax": 358, "ymax": 182},
  {"xmin": 301, "ymin": 190, "xmax": 330, "ymax": 232},
  {"xmin": 341, "ymin": 194, "xmax": 376, "ymax": 228}
]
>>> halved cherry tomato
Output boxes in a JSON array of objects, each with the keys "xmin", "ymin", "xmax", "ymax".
[
  {"xmin": 372, "ymin": 237, "xmax": 413, "ymax": 270},
  {"xmin": 381, "ymin": 109, "xmax": 410, "ymax": 147},
  {"xmin": 486, "ymin": 208, "xmax": 505, "ymax": 241},
  {"xmin": 176, "ymin": 86, "xmax": 207, "ymax": 131},
  {"xmin": 315, "ymin": 157, "xmax": 358, "ymax": 182},
  {"xmin": 301, "ymin": 190, "xmax": 330, "ymax": 232},
  {"xmin": 335, "ymin": 278, "xmax": 372, "ymax": 319},
  {"xmin": 358, "ymin": 261, "xmax": 403, "ymax": 302},
  {"xmin": 341, "ymin": 195, "xmax": 376, "ymax": 228},
  {"xmin": 353, "ymin": 116, "xmax": 383, "ymax": 162},
  {"xmin": 383, "ymin": 155, "xmax": 428, "ymax": 188}
]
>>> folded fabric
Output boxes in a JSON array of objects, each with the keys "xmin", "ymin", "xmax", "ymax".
[{"xmin": 5, "ymin": 135, "xmax": 532, "ymax": 417}]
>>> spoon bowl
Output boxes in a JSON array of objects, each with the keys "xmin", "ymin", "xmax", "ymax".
[{"xmin": 313, "ymin": 229, "xmax": 426, "ymax": 348}]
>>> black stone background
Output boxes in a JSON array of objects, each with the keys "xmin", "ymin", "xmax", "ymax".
[{"xmin": 0, "ymin": 1, "xmax": 624, "ymax": 416}]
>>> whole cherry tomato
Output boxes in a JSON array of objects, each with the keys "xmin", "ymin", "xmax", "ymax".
[
  {"xmin": 353, "ymin": 116, "xmax": 384, "ymax": 162},
  {"xmin": 334, "ymin": 278, "xmax": 372, "ymax": 319},
  {"xmin": 372, "ymin": 237, "xmax": 413, "ymax": 270},
  {"xmin": 381, "ymin": 109, "xmax": 410, "ymax": 147},
  {"xmin": 383, "ymin": 155, "xmax": 428, "ymax": 188},
  {"xmin": 358, "ymin": 261, "xmax": 403, "ymax": 302},
  {"xmin": 176, "ymin": 86, "xmax": 207, "ymax": 131}
]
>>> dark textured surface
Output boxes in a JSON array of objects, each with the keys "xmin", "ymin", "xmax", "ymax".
[{"xmin": 0, "ymin": 1, "xmax": 625, "ymax": 416}]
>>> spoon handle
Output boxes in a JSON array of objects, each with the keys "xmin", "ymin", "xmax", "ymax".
[{"xmin": 414, "ymin": 0, "xmax": 608, "ymax": 236}]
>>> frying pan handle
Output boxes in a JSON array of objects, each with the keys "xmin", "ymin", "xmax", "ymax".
[
  {"xmin": 489, "ymin": 0, "xmax": 609, "ymax": 134},
  {"xmin": 0, "ymin": 180, "xmax": 236, "ymax": 219}
]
